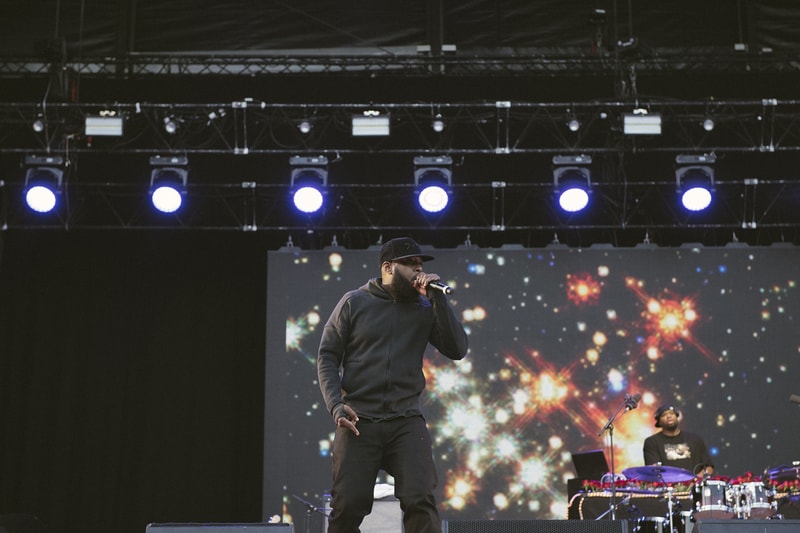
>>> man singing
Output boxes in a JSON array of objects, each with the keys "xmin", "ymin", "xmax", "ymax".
[{"xmin": 317, "ymin": 237, "xmax": 469, "ymax": 533}]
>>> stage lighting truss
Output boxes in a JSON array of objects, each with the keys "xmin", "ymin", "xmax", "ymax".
[
  {"xmin": 23, "ymin": 154, "xmax": 65, "ymax": 213},
  {"xmin": 676, "ymin": 153, "xmax": 716, "ymax": 212},
  {"xmin": 290, "ymin": 155, "xmax": 328, "ymax": 214},
  {"xmin": 149, "ymin": 155, "xmax": 189, "ymax": 213},
  {"xmin": 553, "ymin": 155, "xmax": 592, "ymax": 213},
  {"xmin": 413, "ymin": 155, "xmax": 452, "ymax": 213}
]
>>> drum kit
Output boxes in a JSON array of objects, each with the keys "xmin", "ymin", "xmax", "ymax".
[{"xmin": 619, "ymin": 465, "xmax": 788, "ymax": 533}]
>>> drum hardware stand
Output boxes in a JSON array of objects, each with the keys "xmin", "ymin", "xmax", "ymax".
[
  {"xmin": 292, "ymin": 494, "xmax": 328, "ymax": 533},
  {"xmin": 598, "ymin": 394, "xmax": 639, "ymax": 520},
  {"xmin": 594, "ymin": 494, "xmax": 635, "ymax": 521},
  {"xmin": 664, "ymin": 485, "xmax": 676, "ymax": 533}
]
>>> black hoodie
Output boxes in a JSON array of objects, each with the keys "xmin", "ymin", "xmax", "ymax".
[{"xmin": 317, "ymin": 277, "xmax": 468, "ymax": 423}]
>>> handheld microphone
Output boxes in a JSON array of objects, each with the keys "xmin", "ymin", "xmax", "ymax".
[
  {"xmin": 428, "ymin": 281, "xmax": 454, "ymax": 295},
  {"xmin": 624, "ymin": 393, "xmax": 641, "ymax": 411},
  {"xmin": 790, "ymin": 394, "xmax": 800, "ymax": 405}
]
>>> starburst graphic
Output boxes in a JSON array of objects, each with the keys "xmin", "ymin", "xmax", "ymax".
[
  {"xmin": 566, "ymin": 273, "xmax": 603, "ymax": 306},
  {"xmin": 625, "ymin": 277, "xmax": 716, "ymax": 363},
  {"xmin": 286, "ymin": 310, "xmax": 322, "ymax": 362}
]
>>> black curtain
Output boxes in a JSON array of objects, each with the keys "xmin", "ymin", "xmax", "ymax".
[
  {"xmin": 4, "ymin": 1, "xmax": 800, "ymax": 58},
  {"xmin": 0, "ymin": 230, "xmax": 268, "ymax": 533}
]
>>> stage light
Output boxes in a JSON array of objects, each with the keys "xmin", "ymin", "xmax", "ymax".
[
  {"xmin": 589, "ymin": 8, "xmax": 607, "ymax": 25},
  {"xmin": 432, "ymin": 114, "xmax": 445, "ymax": 133},
  {"xmin": 623, "ymin": 110, "xmax": 661, "ymax": 135},
  {"xmin": 290, "ymin": 155, "xmax": 328, "ymax": 214},
  {"xmin": 676, "ymin": 154, "xmax": 715, "ymax": 212},
  {"xmin": 352, "ymin": 111, "xmax": 390, "ymax": 136},
  {"xmin": 616, "ymin": 36, "xmax": 640, "ymax": 55},
  {"xmin": 23, "ymin": 155, "xmax": 64, "ymax": 213},
  {"xmin": 85, "ymin": 114, "xmax": 124, "ymax": 136},
  {"xmin": 567, "ymin": 117, "xmax": 581, "ymax": 132},
  {"xmin": 414, "ymin": 155, "xmax": 452, "ymax": 213},
  {"xmin": 163, "ymin": 116, "xmax": 178, "ymax": 135},
  {"xmin": 149, "ymin": 155, "xmax": 188, "ymax": 213},
  {"xmin": 553, "ymin": 155, "xmax": 592, "ymax": 213},
  {"xmin": 298, "ymin": 120, "xmax": 312, "ymax": 134},
  {"xmin": 702, "ymin": 117, "xmax": 715, "ymax": 131}
]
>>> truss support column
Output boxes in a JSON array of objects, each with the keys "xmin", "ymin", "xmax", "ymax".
[{"xmin": 491, "ymin": 180, "xmax": 506, "ymax": 232}]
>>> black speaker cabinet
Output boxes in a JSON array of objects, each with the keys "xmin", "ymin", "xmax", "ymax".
[
  {"xmin": 692, "ymin": 519, "xmax": 800, "ymax": 533},
  {"xmin": 146, "ymin": 524, "xmax": 293, "ymax": 533},
  {"xmin": 442, "ymin": 519, "xmax": 628, "ymax": 533}
]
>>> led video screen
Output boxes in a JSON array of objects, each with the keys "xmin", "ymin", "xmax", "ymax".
[{"xmin": 263, "ymin": 244, "xmax": 799, "ymax": 527}]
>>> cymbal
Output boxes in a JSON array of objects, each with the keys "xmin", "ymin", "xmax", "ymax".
[
  {"xmin": 767, "ymin": 465, "xmax": 800, "ymax": 481},
  {"xmin": 622, "ymin": 465, "xmax": 695, "ymax": 482}
]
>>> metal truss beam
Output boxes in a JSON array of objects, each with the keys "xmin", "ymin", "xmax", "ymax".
[
  {"xmin": 2, "ymin": 99, "xmax": 800, "ymax": 245},
  {"xmin": 2, "ymin": 177, "xmax": 799, "ymax": 242},
  {"xmin": 1, "ymin": 49, "xmax": 799, "ymax": 78},
  {"xmin": 2, "ymin": 99, "xmax": 800, "ymax": 158}
]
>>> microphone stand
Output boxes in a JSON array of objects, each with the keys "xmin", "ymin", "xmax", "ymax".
[
  {"xmin": 292, "ymin": 494, "xmax": 328, "ymax": 533},
  {"xmin": 598, "ymin": 396, "xmax": 635, "ymax": 521}
]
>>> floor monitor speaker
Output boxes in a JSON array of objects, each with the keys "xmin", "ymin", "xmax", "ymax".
[
  {"xmin": 146, "ymin": 524, "xmax": 293, "ymax": 533},
  {"xmin": 442, "ymin": 519, "xmax": 628, "ymax": 533},
  {"xmin": 692, "ymin": 519, "xmax": 800, "ymax": 533}
]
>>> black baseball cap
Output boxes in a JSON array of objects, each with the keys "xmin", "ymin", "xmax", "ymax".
[
  {"xmin": 654, "ymin": 404, "xmax": 680, "ymax": 427},
  {"xmin": 379, "ymin": 237, "xmax": 434, "ymax": 264}
]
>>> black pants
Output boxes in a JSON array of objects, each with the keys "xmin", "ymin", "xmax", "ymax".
[{"xmin": 328, "ymin": 415, "xmax": 441, "ymax": 533}]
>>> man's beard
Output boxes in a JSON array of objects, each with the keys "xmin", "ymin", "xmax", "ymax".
[
  {"xmin": 661, "ymin": 420, "xmax": 679, "ymax": 431},
  {"xmin": 388, "ymin": 273, "xmax": 421, "ymax": 301}
]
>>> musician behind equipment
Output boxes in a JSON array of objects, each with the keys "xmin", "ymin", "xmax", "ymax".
[{"xmin": 643, "ymin": 403, "xmax": 714, "ymax": 477}]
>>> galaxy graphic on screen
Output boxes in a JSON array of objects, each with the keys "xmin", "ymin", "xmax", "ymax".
[{"xmin": 263, "ymin": 245, "xmax": 799, "ymax": 527}]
